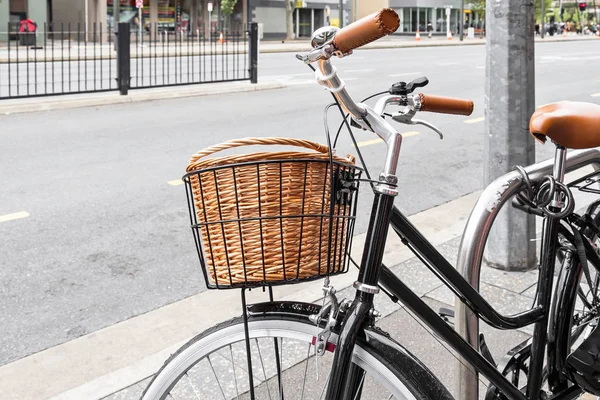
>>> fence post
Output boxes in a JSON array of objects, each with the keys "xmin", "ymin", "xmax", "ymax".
[
  {"xmin": 116, "ymin": 22, "xmax": 131, "ymax": 95},
  {"xmin": 248, "ymin": 22, "xmax": 258, "ymax": 84}
]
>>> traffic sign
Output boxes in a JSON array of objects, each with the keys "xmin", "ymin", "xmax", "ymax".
[
  {"xmin": 136, "ymin": 0, "xmax": 143, "ymax": 8},
  {"xmin": 207, "ymin": 2, "xmax": 213, "ymax": 12}
]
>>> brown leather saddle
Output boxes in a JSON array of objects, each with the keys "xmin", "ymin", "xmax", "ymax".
[{"xmin": 530, "ymin": 101, "xmax": 600, "ymax": 149}]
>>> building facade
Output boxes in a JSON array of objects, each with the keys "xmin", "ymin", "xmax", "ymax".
[
  {"xmin": 1, "ymin": 0, "xmax": 49, "ymax": 40},
  {"xmin": 358, "ymin": 0, "xmax": 485, "ymax": 34},
  {"xmin": 1, "ymin": 0, "xmax": 482, "ymax": 42}
]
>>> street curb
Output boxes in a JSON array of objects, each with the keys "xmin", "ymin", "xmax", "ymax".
[
  {"xmin": 0, "ymin": 82, "xmax": 286, "ymax": 115},
  {"xmin": 0, "ymin": 190, "xmax": 481, "ymax": 400}
]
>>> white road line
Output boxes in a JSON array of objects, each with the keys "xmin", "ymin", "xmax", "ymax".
[
  {"xmin": 0, "ymin": 211, "xmax": 30, "ymax": 223},
  {"xmin": 389, "ymin": 72, "xmax": 421, "ymax": 77},
  {"xmin": 167, "ymin": 179, "xmax": 184, "ymax": 186},
  {"xmin": 437, "ymin": 62, "xmax": 460, "ymax": 66},
  {"xmin": 591, "ymin": 93, "xmax": 600, "ymax": 97},
  {"xmin": 476, "ymin": 66, "xmax": 485, "ymax": 69}
]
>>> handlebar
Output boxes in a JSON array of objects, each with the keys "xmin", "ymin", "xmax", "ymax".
[
  {"xmin": 332, "ymin": 8, "xmax": 400, "ymax": 54},
  {"xmin": 298, "ymin": 8, "xmax": 476, "ymax": 186},
  {"xmin": 417, "ymin": 93, "xmax": 474, "ymax": 116}
]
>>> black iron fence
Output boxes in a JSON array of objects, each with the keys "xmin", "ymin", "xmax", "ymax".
[{"xmin": 0, "ymin": 22, "xmax": 258, "ymax": 100}]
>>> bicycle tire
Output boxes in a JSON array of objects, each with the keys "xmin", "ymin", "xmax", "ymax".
[{"xmin": 141, "ymin": 302, "xmax": 454, "ymax": 400}]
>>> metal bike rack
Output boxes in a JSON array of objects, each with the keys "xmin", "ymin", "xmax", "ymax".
[{"xmin": 455, "ymin": 148, "xmax": 600, "ymax": 400}]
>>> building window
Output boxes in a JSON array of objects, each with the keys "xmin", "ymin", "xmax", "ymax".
[
  {"xmin": 436, "ymin": 8, "xmax": 445, "ymax": 32},
  {"xmin": 402, "ymin": 8, "xmax": 410, "ymax": 33}
]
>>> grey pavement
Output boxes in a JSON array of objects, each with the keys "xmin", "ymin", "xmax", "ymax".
[{"xmin": 1, "ymin": 40, "xmax": 600, "ymax": 398}]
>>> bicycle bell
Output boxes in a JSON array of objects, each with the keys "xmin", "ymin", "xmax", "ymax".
[{"xmin": 311, "ymin": 26, "xmax": 339, "ymax": 48}]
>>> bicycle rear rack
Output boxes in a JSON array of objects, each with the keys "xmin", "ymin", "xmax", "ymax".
[{"xmin": 456, "ymin": 148, "xmax": 600, "ymax": 400}]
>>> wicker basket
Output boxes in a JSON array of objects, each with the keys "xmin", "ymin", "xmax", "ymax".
[{"xmin": 184, "ymin": 137, "xmax": 361, "ymax": 289}]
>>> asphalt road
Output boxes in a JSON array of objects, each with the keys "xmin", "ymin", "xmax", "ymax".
[{"xmin": 1, "ymin": 40, "xmax": 599, "ymax": 366}]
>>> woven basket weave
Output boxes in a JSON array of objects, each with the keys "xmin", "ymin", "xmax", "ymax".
[{"xmin": 185, "ymin": 137, "xmax": 359, "ymax": 288}]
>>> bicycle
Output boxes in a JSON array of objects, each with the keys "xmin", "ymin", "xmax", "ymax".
[{"xmin": 142, "ymin": 8, "xmax": 600, "ymax": 400}]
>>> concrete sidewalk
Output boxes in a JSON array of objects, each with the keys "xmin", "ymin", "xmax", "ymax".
[{"xmin": 0, "ymin": 81, "xmax": 285, "ymax": 115}]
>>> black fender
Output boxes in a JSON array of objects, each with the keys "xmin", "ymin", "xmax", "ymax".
[{"xmin": 248, "ymin": 300, "xmax": 455, "ymax": 399}]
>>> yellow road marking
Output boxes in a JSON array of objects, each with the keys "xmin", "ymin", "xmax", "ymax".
[
  {"xmin": 464, "ymin": 116, "xmax": 484, "ymax": 124},
  {"xmin": 0, "ymin": 211, "xmax": 30, "ymax": 223},
  {"xmin": 167, "ymin": 179, "xmax": 184, "ymax": 186},
  {"xmin": 355, "ymin": 131, "xmax": 420, "ymax": 148},
  {"xmin": 356, "ymin": 138, "xmax": 384, "ymax": 147},
  {"xmin": 591, "ymin": 93, "xmax": 600, "ymax": 97}
]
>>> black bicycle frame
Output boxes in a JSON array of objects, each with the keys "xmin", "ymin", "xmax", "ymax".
[{"xmin": 327, "ymin": 200, "xmax": 574, "ymax": 400}]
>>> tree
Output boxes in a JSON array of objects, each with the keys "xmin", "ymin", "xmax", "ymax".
[
  {"xmin": 221, "ymin": 0, "xmax": 238, "ymax": 31},
  {"xmin": 221, "ymin": 0, "xmax": 237, "ymax": 17},
  {"xmin": 534, "ymin": 0, "xmax": 553, "ymax": 23},
  {"xmin": 471, "ymin": 0, "xmax": 485, "ymax": 18},
  {"xmin": 285, "ymin": 0, "xmax": 296, "ymax": 41}
]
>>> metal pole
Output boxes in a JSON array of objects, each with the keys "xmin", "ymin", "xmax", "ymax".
[
  {"xmin": 116, "ymin": 22, "xmax": 131, "ymax": 95},
  {"xmin": 558, "ymin": 0, "xmax": 563, "ymax": 22},
  {"xmin": 139, "ymin": 7, "xmax": 142, "ymax": 42},
  {"xmin": 541, "ymin": 0, "xmax": 546, "ymax": 38},
  {"xmin": 446, "ymin": 7, "xmax": 450, "ymax": 38},
  {"xmin": 113, "ymin": 0, "xmax": 120, "ymax": 51},
  {"xmin": 458, "ymin": 0, "xmax": 536, "ymax": 396},
  {"xmin": 209, "ymin": 10, "xmax": 212, "ymax": 43},
  {"xmin": 460, "ymin": 0, "xmax": 465, "ymax": 40},
  {"xmin": 85, "ymin": 0, "xmax": 89, "ymax": 43},
  {"xmin": 249, "ymin": 22, "xmax": 258, "ymax": 83},
  {"xmin": 339, "ymin": 0, "xmax": 344, "ymax": 28}
]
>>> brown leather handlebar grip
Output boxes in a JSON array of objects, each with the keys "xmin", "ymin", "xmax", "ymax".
[
  {"xmin": 418, "ymin": 93, "xmax": 474, "ymax": 116},
  {"xmin": 332, "ymin": 8, "xmax": 400, "ymax": 54}
]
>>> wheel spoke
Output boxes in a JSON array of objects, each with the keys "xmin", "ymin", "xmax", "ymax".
[
  {"xmin": 185, "ymin": 372, "xmax": 202, "ymax": 400},
  {"xmin": 578, "ymin": 287, "xmax": 593, "ymax": 310},
  {"xmin": 255, "ymin": 338, "xmax": 273, "ymax": 400},
  {"xmin": 230, "ymin": 344, "xmax": 241, "ymax": 400},
  {"xmin": 208, "ymin": 355, "xmax": 228, "ymax": 399},
  {"xmin": 318, "ymin": 370, "xmax": 331, "ymax": 400},
  {"xmin": 300, "ymin": 343, "xmax": 312, "ymax": 400},
  {"xmin": 352, "ymin": 373, "xmax": 366, "ymax": 400}
]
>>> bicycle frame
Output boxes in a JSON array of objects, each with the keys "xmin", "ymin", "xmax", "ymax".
[{"xmin": 325, "ymin": 146, "xmax": 582, "ymax": 398}]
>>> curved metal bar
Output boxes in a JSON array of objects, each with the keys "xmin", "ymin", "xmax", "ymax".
[{"xmin": 455, "ymin": 148, "xmax": 600, "ymax": 400}]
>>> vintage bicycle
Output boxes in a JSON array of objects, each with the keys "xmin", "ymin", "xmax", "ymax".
[{"xmin": 142, "ymin": 8, "xmax": 600, "ymax": 400}]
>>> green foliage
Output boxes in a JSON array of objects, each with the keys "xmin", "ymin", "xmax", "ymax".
[
  {"xmin": 534, "ymin": 0, "xmax": 553, "ymax": 22},
  {"xmin": 471, "ymin": 0, "xmax": 485, "ymax": 15},
  {"xmin": 221, "ymin": 0, "xmax": 238, "ymax": 17}
]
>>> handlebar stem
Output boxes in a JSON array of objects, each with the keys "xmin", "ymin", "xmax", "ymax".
[{"xmin": 318, "ymin": 59, "xmax": 367, "ymax": 118}]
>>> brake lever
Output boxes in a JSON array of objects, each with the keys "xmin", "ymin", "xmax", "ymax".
[
  {"xmin": 390, "ymin": 113, "xmax": 444, "ymax": 140},
  {"xmin": 411, "ymin": 118, "xmax": 444, "ymax": 139}
]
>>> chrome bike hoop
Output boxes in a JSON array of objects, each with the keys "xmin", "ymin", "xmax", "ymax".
[{"xmin": 455, "ymin": 148, "xmax": 600, "ymax": 400}]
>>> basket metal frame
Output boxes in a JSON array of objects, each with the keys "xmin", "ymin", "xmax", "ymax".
[{"xmin": 184, "ymin": 158, "xmax": 362, "ymax": 289}]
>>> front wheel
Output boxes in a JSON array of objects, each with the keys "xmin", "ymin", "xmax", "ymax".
[{"xmin": 141, "ymin": 302, "xmax": 453, "ymax": 400}]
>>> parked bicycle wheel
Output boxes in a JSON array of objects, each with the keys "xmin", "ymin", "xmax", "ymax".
[{"xmin": 141, "ymin": 303, "xmax": 454, "ymax": 400}]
